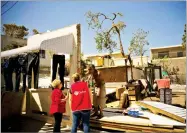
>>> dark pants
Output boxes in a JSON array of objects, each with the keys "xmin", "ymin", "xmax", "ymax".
[
  {"xmin": 2, "ymin": 59, "xmax": 9, "ymax": 91},
  {"xmin": 3, "ymin": 57, "xmax": 16, "ymax": 91},
  {"xmin": 53, "ymin": 113, "xmax": 62, "ymax": 133},
  {"xmin": 3, "ymin": 68, "xmax": 11, "ymax": 91},
  {"xmin": 15, "ymin": 54, "xmax": 28, "ymax": 92},
  {"xmin": 27, "ymin": 53, "xmax": 40, "ymax": 89},
  {"xmin": 72, "ymin": 110, "xmax": 90, "ymax": 133},
  {"xmin": 52, "ymin": 55, "xmax": 65, "ymax": 89}
]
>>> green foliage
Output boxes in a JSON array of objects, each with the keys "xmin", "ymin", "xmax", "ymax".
[
  {"xmin": 33, "ymin": 29, "xmax": 40, "ymax": 35},
  {"xmin": 1, "ymin": 44, "xmax": 19, "ymax": 51},
  {"xmin": 95, "ymin": 31, "xmax": 117, "ymax": 53},
  {"xmin": 182, "ymin": 24, "xmax": 186, "ymax": 48},
  {"xmin": 153, "ymin": 57, "xmax": 181, "ymax": 84},
  {"xmin": 129, "ymin": 29, "xmax": 149, "ymax": 56},
  {"xmin": 128, "ymin": 29, "xmax": 149, "ymax": 67},
  {"xmin": 2, "ymin": 24, "xmax": 29, "ymax": 39},
  {"xmin": 85, "ymin": 11, "xmax": 126, "ymax": 54}
]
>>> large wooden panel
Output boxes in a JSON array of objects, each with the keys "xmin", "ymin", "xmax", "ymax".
[
  {"xmin": 97, "ymin": 66, "xmax": 127, "ymax": 82},
  {"xmin": 27, "ymin": 89, "xmax": 70, "ymax": 116},
  {"xmin": 136, "ymin": 101, "xmax": 186, "ymax": 123},
  {"xmin": 2, "ymin": 92, "xmax": 24, "ymax": 119}
]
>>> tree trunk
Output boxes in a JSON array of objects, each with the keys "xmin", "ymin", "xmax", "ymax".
[
  {"xmin": 115, "ymin": 26, "xmax": 133, "ymax": 80},
  {"xmin": 141, "ymin": 55, "xmax": 143, "ymax": 68}
]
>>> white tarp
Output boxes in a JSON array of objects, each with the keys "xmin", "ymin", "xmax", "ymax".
[
  {"xmin": 1, "ymin": 45, "xmax": 39, "ymax": 58},
  {"xmin": 1, "ymin": 32, "xmax": 74, "ymax": 58}
]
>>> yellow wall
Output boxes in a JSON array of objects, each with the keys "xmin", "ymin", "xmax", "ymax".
[{"xmin": 86, "ymin": 53, "xmax": 123, "ymax": 67}]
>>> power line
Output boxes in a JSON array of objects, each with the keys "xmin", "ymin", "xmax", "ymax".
[
  {"xmin": 1, "ymin": 1, "xmax": 18, "ymax": 16},
  {"xmin": 1, "ymin": 1, "xmax": 9, "ymax": 8}
]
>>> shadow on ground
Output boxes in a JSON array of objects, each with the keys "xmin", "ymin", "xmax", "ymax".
[{"xmin": 2, "ymin": 116, "xmax": 46, "ymax": 132}]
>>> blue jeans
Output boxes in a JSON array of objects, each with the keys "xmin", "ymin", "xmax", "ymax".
[{"xmin": 71, "ymin": 110, "xmax": 90, "ymax": 133}]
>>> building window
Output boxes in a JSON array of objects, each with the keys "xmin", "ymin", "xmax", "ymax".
[
  {"xmin": 40, "ymin": 50, "xmax": 45, "ymax": 58},
  {"xmin": 158, "ymin": 51, "xmax": 169, "ymax": 58},
  {"xmin": 177, "ymin": 52, "xmax": 183, "ymax": 57}
]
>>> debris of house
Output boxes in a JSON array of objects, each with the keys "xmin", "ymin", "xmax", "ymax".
[{"xmin": 136, "ymin": 101, "xmax": 186, "ymax": 123}]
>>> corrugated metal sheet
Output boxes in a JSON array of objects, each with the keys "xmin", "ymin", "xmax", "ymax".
[{"xmin": 40, "ymin": 34, "xmax": 74, "ymax": 54}]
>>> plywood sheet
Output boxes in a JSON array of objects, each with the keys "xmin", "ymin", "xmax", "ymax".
[
  {"xmin": 142, "ymin": 111, "xmax": 186, "ymax": 127},
  {"xmin": 136, "ymin": 101, "xmax": 186, "ymax": 123},
  {"xmin": 99, "ymin": 115, "xmax": 152, "ymax": 127}
]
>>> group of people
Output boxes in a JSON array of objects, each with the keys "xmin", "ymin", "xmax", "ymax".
[{"xmin": 49, "ymin": 64, "xmax": 106, "ymax": 133}]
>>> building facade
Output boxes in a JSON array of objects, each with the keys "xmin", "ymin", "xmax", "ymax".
[
  {"xmin": 84, "ymin": 52, "xmax": 149, "ymax": 67},
  {"xmin": 84, "ymin": 52, "xmax": 123, "ymax": 67},
  {"xmin": 150, "ymin": 45, "xmax": 186, "ymax": 84},
  {"xmin": 150, "ymin": 45, "xmax": 186, "ymax": 59}
]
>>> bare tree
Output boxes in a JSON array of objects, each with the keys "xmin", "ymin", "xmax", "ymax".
[
  {"xmin": 129, "ymin": 29, "xmax": 149, "ymax": 68},
  {"xmin": 85, "ymin": 11, "xmax": 133, "ymax": 79}
]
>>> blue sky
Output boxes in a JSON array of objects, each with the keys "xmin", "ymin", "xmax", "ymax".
[{"xmin": 1, "ymin": 1, "xmax": 186, "ymax": 55}]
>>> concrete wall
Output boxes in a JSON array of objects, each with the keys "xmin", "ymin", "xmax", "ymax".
[
  {"xmin": 151, "ymin": 46, "xmax": 186, "ymax": 59},
  {"xmin": 131, "ymin": 56, "xmax": 149, "ymax": 67},
  {"xmin": 113, "ymin": 56, "xmax": 149, "ymax": 67},
  {"xmin": 86, "ymin": 57, "xmax": 114, "ymax": 67},
  {"xmin": 40, "ymin": 52, "xmax": 52, "ymax": 67},
  {"xmin": 87, "ymin": 55, "xmax": 149, "ymax": 68},
  {"xmin": 85, "ymin": 52, "xmax": 122, "ymax": 67},
  {"xmin": 152, "ymin": 57, "xmax": 186, "ymax": 84}
]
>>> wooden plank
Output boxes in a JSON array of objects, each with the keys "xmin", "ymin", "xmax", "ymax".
[
  {"xmin": 142, "ymin": 112, "xmax": 186, "ymax": 127},
  {"xmin": 152, "ymin": 107, "xmax": 186, "ymax": 117},
  {"xmin": 136, "ymin": 101, "xmax": 186, "ymax": 123},
  {"xmin": 105, "ymin": 82, "xmax": 126, "ymax": 88},
  {"xmin": 97, "ymin": 115, "xmax": 151, "ymax": 127},
  {"xmin": 23, "ymin": 112, "xmax": 185, "ymax": 133},
  {"xmin": 103, "ymin": 108, "xmax": 123, "ymax": 113},
  {"xmin": 90, "ymin": 119, "xmax": 185, "ymax": 133},
  {"xmin": 129, "ymin": 96, "xmax": 136, "ymax": 101},
  {"xmin": 128, "ymin": 90, "xmax": 136, "ymax": 95},
  {"xmin": 141, "ymin": 101, "xmax": 186, "ymax": 112}
]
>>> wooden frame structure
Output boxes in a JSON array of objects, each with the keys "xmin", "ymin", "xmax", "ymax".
[
  {"xmin": 145, "ymin": 63, "xmax": 162, "ymax": 85},
  {"xmin": 1, "ymin": 24, "xmax": 81, "ymax": 126}
]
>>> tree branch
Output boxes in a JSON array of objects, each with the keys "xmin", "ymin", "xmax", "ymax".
[{"xmin": 142, "ymin": 49, "xmax": 147, "ymax": 56}]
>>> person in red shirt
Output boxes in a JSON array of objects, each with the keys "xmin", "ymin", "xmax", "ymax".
[
  {"xmin": 50, "ymin": 79, "xmax": 68, "ymax": 133},
  {"xmin": 69, "ymin": 73, "xmax": 92, "ymax": 133}
]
